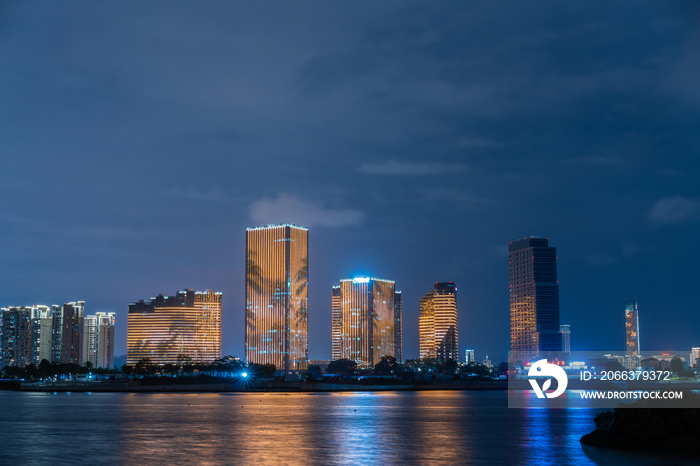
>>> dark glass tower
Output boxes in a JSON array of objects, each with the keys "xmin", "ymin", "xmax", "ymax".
[{"xmin": 509, "ymin": 237, "xmax": 561, "ymax": 357}]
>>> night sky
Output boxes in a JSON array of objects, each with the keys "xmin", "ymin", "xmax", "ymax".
[{"xmin": 1, "ymin": 2, "xmax": 699, "ymax": 363}]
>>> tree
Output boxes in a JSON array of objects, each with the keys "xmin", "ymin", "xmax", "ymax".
[
  {"xmin": 176, "ymin": 353, "xmax": 192, "ymax": 369},
  {"xmin": 326, "ymin": 359, "xmax": 357, "ymax": 376},
  {"xmin": 594, "ymin": 411, "xmax": 613, "ymax": 432},
  {"xmin": 438, "ymin": 358, "xmax": 458, "ymax": 375},
  {"xmin": 307, "ymin": 365, "xmax": 321, "ymax": 374},
  {"xmin": 249, "ymin": 363, "xmax": 276, "ymax": 377},
  {"xmin": 374, "ymin": 356, "xmax": 397, "ymax": 375},
  {"xmin": 134, "ymin": 358, "xmax": 155, "ymax": 376},
  {"xmin": 162, "ymin": 364, "xmax": 179, "ymax": 376},
  {"xmin": 38, "ymin": 359, "xmax": 51, "ymax": 379},
  {"xmin": 671, "ymin": 356, "xmax": 685, "ymax": 376},
  {"xmin": 4, "ymin": 366, "xmax": 24, "ymax": 379},
  {"xmin": 421, "ymin": 358, "xmax": 437, "ymax": 373}
]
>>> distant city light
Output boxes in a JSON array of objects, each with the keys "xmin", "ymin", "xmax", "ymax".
[{"xmin": 241, "ymin": 372, "xmax": 248, "ymax": 378}]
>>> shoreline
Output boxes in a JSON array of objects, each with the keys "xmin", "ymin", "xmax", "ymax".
[
  {"xmin": 8, "ymin": 378, "xmax": 700, "ymax": 394},
  {"xmin": 7, "ymin": 380, "xmax": 509, "ymax": 393}
]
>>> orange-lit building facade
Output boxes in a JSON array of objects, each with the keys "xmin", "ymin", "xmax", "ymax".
[
  {"xmin": 332, "ymin": 277, "xmax": 395, "ymax": 369},
  {"xmin": 419, "ymin": 282, "xmax": 458, "ymax": 361},
  {"xmin": 127, "ymin": 289, "xmax": 222, "ymax": 365},
  {"xmin": 245, "ymin": 224, "xmax": 308, "ymax": 372},
  {"xmin": 625, "ymin": 300, "xmax": 639, "ymax": 356},
  {"xmin": 331, "ymin": 286, "xmax": 341, "ymax": 362}
]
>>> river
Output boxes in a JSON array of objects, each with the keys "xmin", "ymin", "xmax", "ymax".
[{"xmin": 0, "ymin": 390, "xmax": 692, "ymax": 465}]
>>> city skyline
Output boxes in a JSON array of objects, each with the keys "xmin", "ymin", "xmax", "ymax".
[
  {"xmin": 2, "ymin": 2, "xmax": 699, "ymax": 464},
  {"xmin": 0, "ymin": 302, "xmax": 119, "ymax": 369},
  {"xmin": 1, "ymin": 230, "xmax": 694, "ymax": 366}
]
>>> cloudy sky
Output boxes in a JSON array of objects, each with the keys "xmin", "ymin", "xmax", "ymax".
[{"xmin": 1, "ymin": 1, "xmax": 699, "ymax": 363}]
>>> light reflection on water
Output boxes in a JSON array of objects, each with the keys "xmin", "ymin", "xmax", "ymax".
[{"xmin": 0, "ymin": 391, "xmax": 693, "ymax": 465}]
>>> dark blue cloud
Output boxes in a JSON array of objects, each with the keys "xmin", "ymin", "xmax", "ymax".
[{"xmin": 1, "ymin": 1, "xmax": 698, "ymax": 362}]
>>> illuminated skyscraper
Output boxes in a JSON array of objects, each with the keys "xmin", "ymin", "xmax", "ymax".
[
  {"xmin": 331, "ymin": 286, "xmax": 341, "ymax": 362},
  {"xmin": 560, "ymin": 324, "xmax": 571, "ymax": 353},
  {"xmin": 127, "ymin": 289, "xmax": 222, "ymax": 365},
  {"xmin": 84, "ymin": 312, "xmax": 115, "ymax": 368},
  {"xmin": 419, "ymin": 282, "xmax": 458, "ymax": 361},
  {"xmin": 332, "ymin": 277, "xmax": 395, "ymax": 369},
  {"xmin": 509, "ymin": 237, "xmax": 561, "ymax": 358},
  {"xmin": 625, "ymin": 300, "xmax": 640, "ymax": 356},
  {"xmin": 464, "ymin": 348, "xmax": 475, "ymax": 364},
  {"xmin": 394, "ymin": 291, "xmax": 402, "ymax": 363},
  {"xmin": 246, "ymin": 224, "xmax": 308, "ymax": 372}
]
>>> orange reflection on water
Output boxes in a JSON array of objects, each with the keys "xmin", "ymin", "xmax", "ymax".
[{"xmin": 118, "ymin": 391, "xmax": 478, "ymax": 465}]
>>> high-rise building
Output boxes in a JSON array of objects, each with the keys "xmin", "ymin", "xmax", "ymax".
[
  {"xmin": 245, "ymin": 224, "xmax": 308, "ymax": 372},
  {"xmin": 84, "ymin": 315, "xmax": 98, "ymax": 367},
  {"xmin": 84, "ymin": 312, "xmax": 115, "ymax": 369},
  {"xmin": 32, "ymin": 305, "xmax": 53, "ymax": 363},
  {"xmin": 96, "ymin": 313, "xmax": 115, "ymax": 369},
  {"xmin": 509, "ymin": 237, "xmax": 561, "ymax": 358},
  {"xmin": 51, "ymin": 304, "xmax": 63, "ymax": 363},
  {"xmin": 332, "ymin": 277, "xmax": 396, "ymax": 369},
  {"xmin": 60, "ymin": 301, "xmax": 85, "ymax": 365},
  {"xmin": 394, "ymin": 291, "xmax": 402, "ymax": 363},
  {"xmin": 0, "ymin": 307, "xmax": 34, "ymax": 368},
  {"xmin": 625, "ymin": 300, "xmax": 640, "ymax": 356},
  {"xmin": 331, "ymin": 286, "xmax": 341, "ymax": 362},
  {"xmin": 560, "ymin": 324, "xmax": 571, "ymax": 353},
  {"xmin": 483, "ymin": 355, "xmax": 492, "ymax": 369},
  {"xmin": 419, "ymin": 282, "xmax": 458, "ymax": 362},
  {"xmin": 127, "ymin": 289, "xmax": 222, "ymax": 365},
  {"xmin": 464, "ymin": 348, "xmax": 475, "ymax": 364},
  {"xmin": 690, "ymin": 348, "xmax": 700, "ymax": 369}
]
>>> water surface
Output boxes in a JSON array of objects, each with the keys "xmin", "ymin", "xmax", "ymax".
[{"xmin": 0, "ymin": 391, "xmax": 691, "ymax": 465}]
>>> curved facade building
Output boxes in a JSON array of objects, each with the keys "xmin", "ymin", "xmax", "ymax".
[
  {"xmin": 127, "ymin": 289, "xmax": 222, "ymax": 365},
  {"xmin": 419, "ymin": 282, "xmax": 458, "ymax": 362}
]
